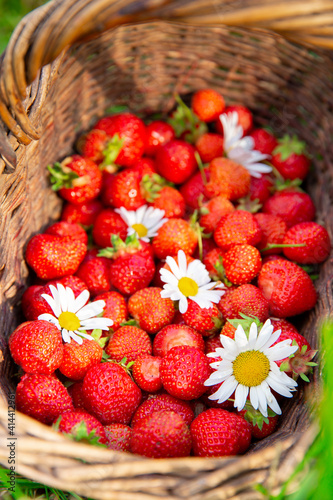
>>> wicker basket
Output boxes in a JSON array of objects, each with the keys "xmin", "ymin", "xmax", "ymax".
[{"xmin": 0, "ymin": 1, "xmax": 333, "ymax": 498}]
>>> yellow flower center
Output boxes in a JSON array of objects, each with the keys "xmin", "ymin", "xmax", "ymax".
[
  {"xmin": 178, "ymin": 277, "xmax": 199, "ymax": 297},
  {"xmin": 132, "ymin": 223, "xmax": 148, "ymax": 237},
  {"xmin": 58, "ymin": 311, "xmax": 80, "ymax": 331},
  {"xmin": 233, "ymin": 350, "xmax": 270, "ymax": 387}
]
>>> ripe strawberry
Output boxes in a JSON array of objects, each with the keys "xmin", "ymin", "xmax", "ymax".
[
  {"xmin": 204, "ymin": 157, "xmax": 251, "ymax": 201},
  {"xmin": 271, "ymin": 135, "xmax": 310, "ymax": 180},
  {"xmin": 257, "ymin": 259, "xmax": 317, "ymax": 317},
  {"xmin": 282, "ymin": 221, "xmax": 331, "ymax": 264},
  {"xmin": 59, "ymin": 338, "xmax": 103, "ymax": 380},
  {"xmin": 132, "ymin": 354, "xmax": 163, "ymax": 392},
  {"xmin": 200, "ymin": 383, "xmax": 234, "ymax": 411},
  {"xmin": 145, "ymin": 120, "xmax": 175, "ymax": 156},
  {"xmin": 202, "ymin": 247, "xmax": 226, "ymax": 280},
  {"xmin": 199, "ymin": 195, "xmax": 235, "ymax": 233},
  {"xmin": 131, "ymin": 410, "xmax": 192, "ymax": 458},
  {"xmin": 93, "ymin": 291, "xmax": 128, "ymax": 332},
  {"xmin": 249, "ymin": 173, "xmax": 274, "ymax": 204},
  {"xmin": 61, "ymin": 199, "xmax": 103, "ymax": 227},
  {"xmin": 26, "ymin": 234, "xmax": 87, "ymax": 280},
  {"xmin": 45, "ymin": 221, "xmax": 88, "ymax": 245},
  {"xmin": 9, "ymin": 320, "xmax": 63, "ymax": 375},
  {"xmin": 248, "ymin": 128, "xmax": 278, "ymax": 155},
  {"xmin": 101, "ymin": 168, "xmax": 147, "ymax": 210},
  {"xmin": 76, "ymin": 128, "xmax": 109, "ymax": 164},
  {"xmin": 130, "ymin": 157, "xmax": 157, "ymax": 176},
  {"xmin": 182, "ymin": 300, "xmax": 223, "ymax": 336},
  {"xmin": 152, "ymin": 218, "xmax": 198, "ymax": 259},
  {"xmin": 48, "ymin": 155, "xmax": 102, "ymax": 204},
  {"xmin": 160, "ymin": 345, "xmax": 211, "ymax": 400},
  {"xmin": 68, "ymin": 381, "xmax": 85, "ymax": 409},
  {"xmin": 217, "ymin": 284, "xmax": 269, "ymax": 322},
  {"xmin": 179, "ymin": 168, "xmax": 210, "ymax": 210},
  {"xmin": 214, "ymin": 210, "xmax": 262, "ymax": 251},
  {"xmin": 223, "ymin": 244, "xmax": 262, "ymax": 285},
  {"xmin": 216, "ymin": 105, "xmax": 253, "ymax": 136},
  {"xmin": 155, "ymin": 139, "xmax": 197, "ymax": 184},
  {"xmin": 191, "ymin": 89, "xmax": 225, "ymax": 122},
  {"xmin": 190, "ymin": 408, "xmax": 251, "ymax": 457},
  {"xmin": 16, "ymin": 373, "xmax": 73, "ymax": 424},
  {"xmin": 75, "ymin": 250, "xmax": 111, "ymax": 297},
  {"xmin": 149, "ymin": 185, "xmax": 186, "ymax": 219},
  {"xmin": 92, "ymin": 208, "xmax": 128, "ymax": 248},
  {"xmin": 272, "ymin": 329, "xmax": 315, "ymax": 379},
  {"xmin": 82, "ymin": 362, "xmax": 142, "ymax": 425},
  {"xmin": 104, "ymin": 423, "xmax": 132, "ymax": 451},
  {"xmin": 131, "ymin": 393, "xmax": 194, "ymax": 427},
  {"xmin": 270, "ymin": 318, "xmax": 300, "ymax": 335},
  {"xmin": 153, "ymin": 324, "xmax": 205, "ymax": 357},
  {"xmin": 263, "ymin": 190, "xmax": 316, "ymax": 228},
  {"xmin": 128, "ymin": 287, "xmax": 175, "ymax": 334},
  {"xmin": 105, "ymin": 325, "xmax": 152, "ymax": 362},
  {"xmin": 94, "ymin": 113, "xmax": 146, "ymax": 167},
  {"xmin": 56, "ymin": 410, "xmax": 107, "ymax": 444},
  {"xmin": 238, "ymin": 406, "xmax": 278, "ymax": 440},
  {"xmin": 254, "ymin": 213, "xmax": 288, "ymax": 255},
  {"xmin": 195, "ymin": 132, "xmax": 224, "ymax": 162}
]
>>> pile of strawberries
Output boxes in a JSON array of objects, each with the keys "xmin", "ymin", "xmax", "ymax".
[{"xmin": 8, "ymin": 89, "xmax": 330, "ymax": 458}]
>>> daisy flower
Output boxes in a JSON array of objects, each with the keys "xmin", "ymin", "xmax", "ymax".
[
  {"xmin": 115, "ymin": 205, "xmax": 168, "ymax": 242},
  {"xmin": 204, "ymin": 319, "xmax": 299, "ymax": 417},
  {"xmin": 38, "ymin": 284, "xmax": 113, "ymax": 344},
  {"xmin": 159, "ymin": 249, "xmax": 225, "ymax": 313}
]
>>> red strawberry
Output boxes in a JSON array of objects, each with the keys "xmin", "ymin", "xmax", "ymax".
[
  {"xmin": 131, "ymin": 410, "xmax": 192, "ymax": 458},
  {"xmin": 45, "ymin": 221, "xmax": 88, "ymax": 245},
  {"xmin": 26, "ymin": 233, "xmax": 87, "ymax": 280},
  {"xmin": 271, "ymin": 328, "xmax": 316, "ymax": 379},
  {"xmin": 16, "ymin": 373, "xmax": 73, "ymax": 424},
  {"xmin": 190, "ymin": 408, "xmax": 251, "ymax": 457},
  {"xmin": 179, "ymin": 168, "xmax": 210, "ymax": 210},
  {"xmin": 216, "ymin": 105, "xmax": 253, "ymax": 136},
  {"xmin": 131, "ymin": 393, "xmax": 194, "ymax": 427},
  {"xmin": 217, "ymin": 284, "xmax": 269, "ymax": 322},
  {"xmin": 59, "ymin": 338, "xmax": 103, "ymax": 380},
  {"xmin": 9, "ymin": 320, "xmax": 63, "ymax": 375},
  {"xmin": 93, "ymin": 291, "xmax": 128, "ymax": 332},
  {"xmin": 182, "ymin": 300, "xmax": 223, "ymax": 336},
  {"xmin": 282, "ymin": 221, "xmax": 331, "ymax": 264},
  {"xmin": 238, "ymin": 406, "xmax": 278, "ymax": 440},
  {"xmin": 61, "ymin": 199, "xmax": 103, "ymax": 227},
  {"xmin": 270, "ymin": 318, "xmax": 300, "ymax": 335},
  {"xmin": 149, "ymin": 185, "xmax": 186, "ymax": 219},
  {"xmin": 254, "ymin": 213, "xmax": 288, "ymax": 255},
  {"xmin": 48, "ymin": 155, "xmax": 102, "ymax": 204},
  {"xmin": 104, "ymin": 423, "xmax": 132, "ymax": 451},
  {"xmin": 128, "ymin": 287, "xmax": 175, "ymax": 334},
  {"xmin": 214, "ymin": 210, "xmax": 262, "ymax": 251},
  {"xmin": 204, "ymin": 157, "xmax": 251, "ymax": 201},
  {"xmin": 202, "ymin": 247, "xmax": 226, "ymax": 280},
  {"xmin": 75, "ymin": 250, "xmax": 111, "ymax": 297},
  {"xmin": 271, "ymin": 134, "xmax": 310, "ymax": 180},
  {"xmin": 191, "ymin": 89, "xmax": 225, "ymax": 122},
  {"xmin": 92, "ymin": 208, "xmax": 128, "ymax": 248},
  {"xmin": 223, "ymin": 244, "xmax": 262, "ymax": 285},
  {"xmin": 105, "ymin": 325, "xmax": 152, "ymax": 362},
  {"xmin": 132, "ymin": 354, "xmax": 163, "ymax": 392},
  {"xmin": 56, "ymin": 410, "xmax": 107, "ymax": 444},
  {"xmin": 155, "ymin": 139, "xmax": 197, "ymax": 184},
  {"xmin": 160, "ymin": 345, "xmax": 211, "ymax": 400},
  {"xmin": 76, "ymin": 128, "xmax": 109, "ymax": 164},
  {"xmin": 145, "ymin": 120, "xmax": 175, "ymax": 156},
  {"xmin": 130, "ymin": 157, "xmax": 157, "ymax": 176},
  {"xmin": 82, "ymin": 362, "xmax": 142, "ymax": 425},
  {"xmin": 263, "ymin": 190, "xmax": 316, "ymax": 228},
  {"xmin": 153, "ymin": 324, "xmax": 205, "ymax": 357},
  {"xmin": 195, "ymin": 132, "xmax": 224, "ymax": 163},
  {"xmin": 68, "ymin": 381, "xmax": 86, "ymax": 409},
  {"xmin": 199, "ymin": 195, "xmax": 235, "ymax": 234},
  {"xmin": 101, "ymin": 168, "xmax": 147, "ymax": 210},
  {"xmin": 257, "ymin": 259, "xmax": 317, "ymax": 317},
  {"xmin": 249, "ymin": 173, "xmax": 274, "ymax": 204},
  {"xmin": 248, "ymin": 128, "xmax": 278, "ymax": 155},
  {"xmin": 152, "ymin": 218, "xmax": 198, "ymax": 259}
]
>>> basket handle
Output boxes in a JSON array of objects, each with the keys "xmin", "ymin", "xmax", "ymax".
[{"xmin": 1, "ymin": 0, "xmax": 333, "ymax": 166}]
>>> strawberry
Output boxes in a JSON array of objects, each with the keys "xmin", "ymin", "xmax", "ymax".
[
  {"xmin": 105, "ymin": 325, "xmax": 152, "ymax": 362},
  {"xmin": 182, "ymin": 300, "xmax": 223, "ymax": 336},
  {"xmin": 76, "ymin": 128, "xmax": 109, "ymax": 164},
  {"xmin": 9, "ymin": 320, "xmax": 63, "ymax": 375},
  {"xmin": 152, "ymin": 218, "xmax": 198, "ymax": 259},
  {"xmin": 257, "ymin": 259, "xmax": 317, "ymax": 317},
  {"xmin": 155, "ymin": 139, "xmax": 197, "ymax": 184},
  {"xmin": 217, "ymin": 284, "xmax": 269, "ymax": 322},
  {"xmin": 195, "ymin": 132, "xmax": 224, "ymax": 163},
  {"xmin": 131, "ymin": 410, "xmax": 192, "ymax": 458},
  {"xmin": 216, "ymin": 105, "xmax": 253, "ymax": 136},
  {"xmin": 263, "ymin": 190, "xmax": 316, "ymax": 228},
  {"xmin": 238, "ymin": 406, "xmax": 278, "ymax": 440},
  {"xmin": 56, "ymin": 410, "xmax": 107, "ymax": 445},
  {"xmin": 92, "ymin": 208, "xmax": 128, "ymax": 248},
  {"xmin": 248, "ymin": 173, "xmax": 274, "ymax": 204},
  {"xmin": 200, "ymin": 383, "xmax": 234, "ymax": 411},
  {"xmin": 131, "ymin": 393, "xmax": 194, "ymax": 427},
  {"xmin": 59, "ymin": 338, "xmax": 103, "ymax": 380},
  {"xmin": 214, "ymin": 210, "xmax": 262, "ymax": 251},
  {"xmin": 160, "ymin": 345, "xmax": 211, "ymax": 400},
  {"xmin": 190, "ymin": 408, "xmax": 251, "ymax": 457},
  {"xmin": 45, "ymin": 221, "xmax": 88, "ymax": 245},
  {"xmin": 93, "ymin": 291, "xmax": 128, "ymax": 332},
  {"xmin": 153, "ymin": 324, "xmax": 205, "ymax": 357},
  {"xmin": 101, "ymin": 168, "xmax": 147, "ymax": 210},
  {"xmin": 223, "ymin": 244, "xmax": 262, "ymax": 285},
  {"xmin": 191, "ymin": 89, "xmax": 225, "ymax": 122},
  {"xmin": 68, "ymin": 381, "xmax": 86, "ymax": 409},
  {"xmin": 204, "ymin": 157, "xmax": 251, "ymax": 201},
  {"xmin": 130, "ymin": 157, "xmax": 157, "ymax": 176},
  {"xmin": 94, "ymin": 113, "xmax": 146, "ymax": 167},
  {"xmin": 282, "ymin": 221, "xmax": 331, "ymax": 264},
  {"xmin": 16, "ymin": 373, "xmax": 73, "ymax": 424},
  {"xmin": 75, "ymin": 250, "xmax": 111, "ymax": 297},
  {"xmin": 48, "ymin": 155, "xmax": 102, "ymax": 204},
  {"xmin": 145, "ymin": 120, "xmax": 175, "ymax": 156},
  {"xmin": 202, "ymin": 247, "xmax": 226, "ymax": 280},
  {"xmin": 254, "ymin": 213, "xmax": 288, "ymax": 255},
  {"xmin": 82, "ymin": 362, "xmax": 142, "ymax": 425},
  {"xmin": 179, "ymin": 168, "xmax": 210, "ymax": 210},
  {"xmin": 271, "ymin": 135, "xmax": 310, "ymax": 180},
  {"xmin": 149, "ymin": 185, "xmax": 186, "ymax": 219},
  {"xmin": 26, "ymin": 233, "xmax": 87, "ymax": 280},
  {"xmin": 132, "ymin": 354, "xmax": 163, "ymax": 393},
  {"xmin": 248, "ymin": 128, "xmax": 278, "ymax": 155},
  {"xmin": 128, "ymin": 287, "xmax": 175, "ymax": 334},
  {"xmin": 269, "ymin": 318, "xmax": 300, "ymax": 335},
  {"xmin": 104, "ymin": 423, "xmax": 132, "ymax": 451},
  {"xmin": 199, "ymin": 195, "xmax": 234, "ymax": 234}
]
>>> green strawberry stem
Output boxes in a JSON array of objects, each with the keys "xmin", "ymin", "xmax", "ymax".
[
  {"xmin": 167, "ymin": 94, "xmax": 208, "ymax": 143},
  {"xmin": 98, "ymin": 234, "xmax": 140, "ymax": 258},
  {"xmin": 100, "ymin": 133, "xmax": 125, "ymax": 169},
  {"xmin": 47, "ymin": 162, "xmax": 79, "ymax": 191},
  {"xmin": 272, "ymin": 134, "xmax": 308, "ymax": 160},
  {"xmin": 141, "ymin": 173, "xmax": 174, "ymax": 202},
  {"xmin": 260, "ymin": 243, "xmax": 306, "ymax": 252},
  {"xmin": 194, "ymin": 151, "xmax": 208, "ymax": 185}
]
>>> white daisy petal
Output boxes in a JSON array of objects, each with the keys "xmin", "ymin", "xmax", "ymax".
[
  {"xmin": 69, "ymin": 331, "xmax": 83, "ymax": 345},
  {"xmin": 62, "ymin": 329, "xmax": 71, "ymax": 343},
  {"xmin": 234, "ymin": 325, "xmax": 248, "ymax": 347},
  {"xmin": 259, "ymin": 329, "xmax": 282, "ymax": 351},
  {"xmin": 177, "ymin": 250, "xmax": 188, "ymax": 275},
  {"xmin": 234, "ymin": 384, "xmax": 249, "ymax": 411},
  {"xmin": 178, "ymin": 296, "xmax": 188, "ymax": 314},
  {"xmin": 249, "ymin": 386, "xmax": 259, "ymax": 410},
  {"xmin": 209, "ymin": 376, "xmax": 238, "ymax": 403},
  {"xmin": 267, "ymin": 342, "xmax": 298, "ymax": 362},
  {"xmin": 41, "ymin": 291, "xmax": 61, "ymax": 317},
  {"xmin": 76, "ymin": 302, "xmax": 104, "ymax": 321},
  {"xmin": 38, "ymin": 313, "xmax": 60, "ymax": 329},
  {"xmin": 74, "ymin": 330, "xmax": 94, "ymax": 341},
  {"xmin": 165, "ymin": 257, "xmax": 183, "ymax": 280},
  {"xmin": 81, "ymin": 317, "xmax": 113, "ymax": 330}
]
